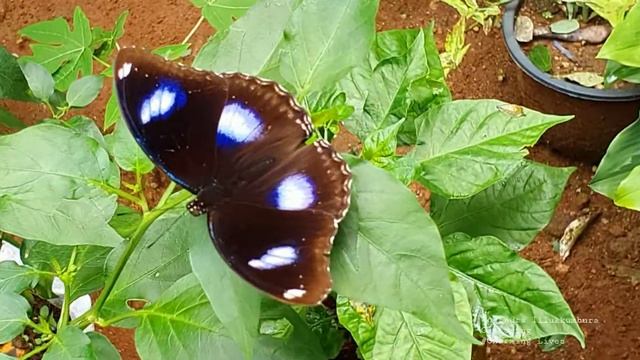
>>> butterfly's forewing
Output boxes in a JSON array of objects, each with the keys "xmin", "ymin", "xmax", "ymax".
[
  {"xmin": 114, "ymin": 48, "xmax": 228, "ymax": 192},
  {"xmin": 209, "ymin": 74, "xmax": 351, "ymax": 304}
]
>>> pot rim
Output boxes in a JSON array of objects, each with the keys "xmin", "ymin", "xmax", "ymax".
[{"xmin": 502, "ymin": 0, "xmax": 640, "ymax": 102}]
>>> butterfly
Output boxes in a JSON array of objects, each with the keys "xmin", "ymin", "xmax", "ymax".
[{"xmin": 114, "ymin": 48, "xmax": 352, "ymax": 305}]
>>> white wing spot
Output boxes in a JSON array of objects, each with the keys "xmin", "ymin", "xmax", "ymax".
[
  {"xmin": 217, "ymin": 101, "xmax": 263, "ymax": 143},
  {"xmin": 117, "ymin": 62, "xmax": 132, "ymax": 79},
  {"xmin": 283, "ymin": 289, "xmax": 306, "ymax": 300},
  {"xmin": 248, "ymin": 246, "xmax": 297, "ymax": 270},
  {"xmin": 272, "ymin": 174, "xmax": 315, "ymax": 211}
]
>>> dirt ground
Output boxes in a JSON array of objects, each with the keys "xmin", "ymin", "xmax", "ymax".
[{"xmin": 1, "ymin": 0, "xmax": 639, "ymax": 359}]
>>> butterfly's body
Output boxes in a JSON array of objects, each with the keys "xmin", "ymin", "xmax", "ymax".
[{"xmin": 114, "ymin": 48, "xmax": 351, "ymax": 305}]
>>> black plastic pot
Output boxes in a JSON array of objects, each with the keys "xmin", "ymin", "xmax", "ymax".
[{"xmin": 502, "ymin": 0, "xmax": 640, "ymax": 162}]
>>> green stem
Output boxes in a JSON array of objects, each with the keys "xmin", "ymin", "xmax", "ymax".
[
  {"xmin": 96, "ymin": 310, "xmax": 139, "ymax": 327},
  {"xmin": 74, "ymin": 190, "xmax": 194, "ymax": 329},
  {"xmin": 182, "ymin": 15, "xmax": 205, "ymax": 45},
  {"xmin": 135, "ymin": 170, "xmax": 149, "ymax": 212},
  {"xmin": 19, "ymin": 341, "xmax": 52, "ymax": 360},
  {"xmin": 25, "ymin": 319, "xmax": 51, "ymax": 335},
  {"xmin": 92, "ymin": 181, "xmax": 147, "ymax": 209},
  {"xmin": 57, "ymin": 248, "xmax": 77, "ymax": 330},
  {"xmin": 93, "ymin": 55, "xmax": 111, "ymax": 68},
  {"xmin": 157, "ymin": 182, "xmax": 176, "ymax": 208}
]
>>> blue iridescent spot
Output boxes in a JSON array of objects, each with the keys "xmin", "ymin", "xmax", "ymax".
[
  {"xmin": 269, "ymin": 174, "xmax": 316, "ymax": 211},
  {"xmin": 139, "ymin": 78, "xmax": 187, "ymax": 124},
  {"xmin": 216, "ymin": 101, "xmax": 264, "ymax": 148}
]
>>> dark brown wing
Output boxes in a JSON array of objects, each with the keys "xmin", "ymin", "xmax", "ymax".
[{"xmin": 114, "ymin": 47, "xmax": 228, "ymax": 192}]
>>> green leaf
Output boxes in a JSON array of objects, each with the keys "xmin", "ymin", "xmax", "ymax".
[
  {"xmin": 102, "ymin": 203, "xmax": 195, "ymax": 320},
  {"xmin": 331, "ymin": 157, "xmax": 475, "ymax": 344},
  {"xmin": 0, "ymin": 354, "xmax": 15, "ymax": 359},
  {"xmin": 92, "ymin": 11, "xmax": 128, "ymax": 61},
  {"xmin": 0, "ymin": 261, "xmax": 39, "ymax": 293},
  {"xmin": 19, "ymin": 61, "xmax": 55, "ymax": 101},
  {"xmin": 134, "ymin": 274, "xmax": 241, "ymax": 359},
  {"xmin": 0, "ymin": 122, "xmax": 122, "ymax": 247},
  {"xmin": 591, "ymin": 118, "xmax": 640, "ymax": 200},
  {"xmin": 432, "ymin": 161, "xmax": 574, "ymax": 250},
  {"xmin": 192, "ymin": 0, "xmax": 258, "ymax": 31},
  {"xmin": 104, "ymin": 91, "xmax": 120, "ymax": 131},
  {"xmin": 66, "ymin": 75, "xmax": 103, "ymax": 107},
  {"xmin": 189, "ymin": 221, "xmax": 261, "ymax": 358},
  {"xmin": 299, "ymin": 306, "xmax": 345, "ymax": 359},
  {"xmin": 528, "ymin": 45, "xmax": 552, "ymax": 73},
  {"xmin": 0, "ymin": 47, "xmax": 32, "ymax": 101},
  {"xmin": 562, "ymin": 72, "xmax": 604, "ymax": 88},
  {"xmin": 108, "ymin": 205, "xmax": 142, "ymax": 238},
  {"xmin": 0, "ymin": 293, "xmax": 29, "ymax": 343},
  {"xmin": 604, "ymin": 61, "xmax": 640, "ymax": 85},
  {"xmin": 444, "ymin": 233, "xmax": 585, "ymax": 347},
  {"xmin": 256, "ymin": 300, "xmax": 327, "ymax": 359},
  {"xmin": 0, "ymin": 108, "xmax": 26, "ymax": 130},
  {"xmin": 581, "ymin": 0, "xmax": 635, "ymax": 27},
  {"xmin": 105, "ymin": 118, "xmax": 155, "ymax": 175},
  {"xmin": 43, "ymin": 326, "xmax": 92, "ymax": 360},
  {"xmin": 341, "ymin": 26, "xmax": 451, "ymax": 145},
  {"xmin": 410, "ymin": 99, "xmax": 572, "ymax": 198},
  {"xmin": 280, "ymin": 0, "xmax": 378, "ymax": 96},
  {"xmin": 613, "ymin": 165, "xmax": 640, "ymax": 210},
  {"xmin": 440, "ymin": 17, "xmax": 470, "ymax": 77},
  {"xmin": 21, "ymin": 240, "xmax": 112, "ymax": 301},
  {"xmin": 336, "ymin": 296, "xmax": 376, "ymax": 360},
  {"xmin": 194, "ymin": 0, "xmax": 300, "ymax": 75},
  {"xmin": 373, "ymin": 278, "xmax": 472, "ymax": 360},
  {"xmin": 361, "ymin": 121, "xmax": 402, "ymax": 166},
  {"xmin": 549, "ymin": 19, "xmax": 580, "ymax": 34},
  {"xmin": 152, "ymin": 44, "xmax": 191, "ymax": 61},
  {"xmin": 598, "ymin": 3, "xmax": 640, "ymax": 67},
  {"xmin": 20, "ymin": 7, "xmax": 93, "ymax": 90},
  {"xmin": 87, "ymin": 332, "xmax": 121, "ymax": 360}
]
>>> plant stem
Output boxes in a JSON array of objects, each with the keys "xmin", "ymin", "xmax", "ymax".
[
  {"xmin": 157, "ymin": 182, "xmax": 176, "ymax": 208},
  {"xmin": 57, "ymin": 248, "xmax": 77, "ymax": 330},
  {"xmin": 76, "ymin": 190, "xmax": 194, "ymax": 329},
  {"xmin": 93, "ymin": 55, "xmax": 111, "ymax": 68},
  {"xmin": 182, "ymin": 15, "xmax": 205, "ymax": 45},
  {"xmin": 92, "ymin": 181, "xmax": 147, "ymax": 210},
  {"xmin": 25, "ymin": 319, "xmax": 51, "ymax": 335},
  {"xmin": 19, "ymin": 341, "xmax": 52, "ymax": 360},
  {"xmin": 135, "ymin": 170, "xmax": 149, "ymax": 212}
]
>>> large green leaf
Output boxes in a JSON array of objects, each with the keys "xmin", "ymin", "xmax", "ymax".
[
  {"xmin": 444, "ymin": 233, "xmax": 585, "ymax": 346},
  {"xmin": 372, "ymin": 279, "xmax": 472, "ymax": 360},
  {"xmin": 614, "ymin": 166, "xmax": 640, "ymax": 210},
  {"xmin": 598, "ymin": 3, "xmax": 640, "ymax": 67},
  {"xmin": 331, "ymin": 157, "xmax": 474, "ymax": 343},
  {"xmin": 591, "ymin": 118, "xmax": 640, "ymax": 207},
  {"xmin": 102, "ymin": 205, "xmax": 195, "ymax": 320},
  {"xmin": 20, "ymin": 7, "xmax": 93, "ymax": 90},
  {"xmin": 279, "ymin": 0, "xmax": 378, "ymax": 96},
  {"xmin": 193, "ymin": 0, "xmax": 300, "ymax": 76},
  {"xmin": 21, "ymin": 240, "xmax": 112, "ymax": 301},
  {"xmin": 0, "ymin": 122, "xmax": 122, "ymax": 247},
  {"xmin": 410, "ymin": 100, "xmax": 572, "ymax": 198},
  {"xmin": 192, "ymin": 0, "xmax": 258, "ymax": 31},
  {"xmin": 342, "ymin": 26, "xmax": 451, "ymax": 144},
  {"xmin": 0, "ymin": 261, "xmax": 39, "ymax": 294},
  {"xmin": 134, "ymin": 274, "xmax": 241, "ymax": 360},
  {"xmin": 0, "ymin": 293, "xmax": 30, "ymax": 343},
  {"xmin": 0, "ymin": 46, "xmax": 32, "ymax": 101},
  {"xmin": 432, "ymin": 161, "xmax": 574, "ymax": 250},
  {"xmin": 189, "ymin": 221, "xmax": 262, "ymax": 358},
  {"xmin": 43, "ymin": 326, "xmax": 92, "ymax": 360},
  {"xmin": 105, "ymin": 118, "xmax": 154, "ymax": 175},
  {"xmin": 336, "ymin": 296, "xmax": 376, "ymax": 360},
  {"xmin": 580, "ymin": 0, "xmax": 636, "ymax": 27}
]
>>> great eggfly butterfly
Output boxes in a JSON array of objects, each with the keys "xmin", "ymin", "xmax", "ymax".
[{"xmin": 114, "ymin": 48, "xmax": 351, "ymax": 305}]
